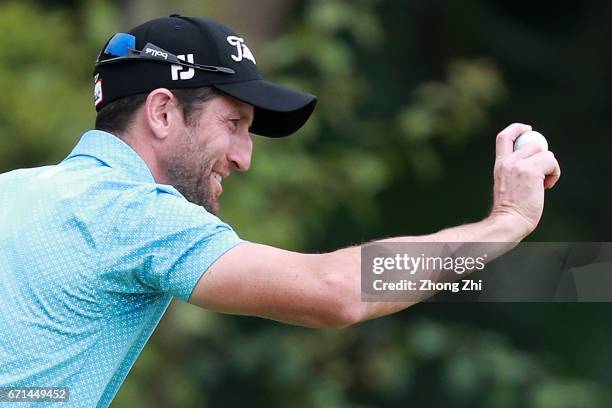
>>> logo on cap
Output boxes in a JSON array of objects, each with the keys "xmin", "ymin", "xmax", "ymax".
[
  {"xmin": 144, "ymin": 46, "xmax": 169, "ymax": 60},
  {"xmin": 94, "ymin": 74, "xmax": 103, "ymax": 107},
  {"xmin": 171, "ymin": 54, "xmax": 195, "ymax": 80},
  {"xmin": 227, "ymin": 36, "xmax": 256, "ymax": 64}
]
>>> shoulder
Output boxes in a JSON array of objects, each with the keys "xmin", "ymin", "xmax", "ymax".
[{"xmin": 106, "ymin": 183, "xmax": 235, "ymax": 242}]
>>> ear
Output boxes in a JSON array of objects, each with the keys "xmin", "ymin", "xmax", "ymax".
[{"xmin": 144, "ymin": 88, "xmax": 184, "ymax": 140}]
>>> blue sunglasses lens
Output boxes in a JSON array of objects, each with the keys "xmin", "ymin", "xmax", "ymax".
[{"xmin": 104, "ymin": 33, "xmax": 136, "ymax": 57}]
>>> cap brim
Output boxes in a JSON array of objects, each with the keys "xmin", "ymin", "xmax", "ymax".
[{"xmin": 213, "ymin": 80, "xmax": 317, "ymax": 138}]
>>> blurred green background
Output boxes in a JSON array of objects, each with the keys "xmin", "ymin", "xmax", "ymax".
[{"xmin": 1, "ymin": 0, "xmax": 611, "ymax": 407}]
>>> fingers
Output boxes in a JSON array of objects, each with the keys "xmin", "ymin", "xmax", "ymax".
[
  {"xmin": 513, "ymin": 139, "xmax": 545, "ymax": 159},
  {"xmin": 524, "ymin": 151, "xmax": 561, "ymax": 189},
  {"xmin": 496, "ymin": 123, "xmax": 532, "ymax": 158}
]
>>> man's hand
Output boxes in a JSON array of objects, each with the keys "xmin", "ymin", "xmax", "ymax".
[{"xmin": 491, "ymin": 123, "xmax": 561, "ymax": 238}]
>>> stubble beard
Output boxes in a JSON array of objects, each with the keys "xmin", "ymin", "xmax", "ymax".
[{"xmin": 164, "ymin": 126, "xmax": 219, "ymax": 214}]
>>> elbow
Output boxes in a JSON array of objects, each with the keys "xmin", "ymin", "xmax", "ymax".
[
  {"xmin": 296, "ymin": 252, "xmax": 366, "ymax": 329},
  {"xmin": 312, "ymin": 274, "xmax": 367, "ymax": 330},
  {"xmin": 327, "ymin": 300, "xmax": 366, "ymax": 329},
  {"xmin": 302, "ymin": 300, "xmax": 364, "ymax": 330}
]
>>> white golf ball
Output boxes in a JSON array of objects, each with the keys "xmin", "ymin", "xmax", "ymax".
[{"xmin": 513, "ymin": 131, "xmax": 548, "ymax": 152}]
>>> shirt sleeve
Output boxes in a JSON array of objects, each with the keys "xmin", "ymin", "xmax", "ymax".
[{"xmin": 99, "ymin": 185, "xmax": 244, "ymax": 301}]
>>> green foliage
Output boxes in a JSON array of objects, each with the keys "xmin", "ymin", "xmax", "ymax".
[
  {"xmin": 1, "ymin": 0, "xmax": 611, "ymax": 407},
  {"xmin": 0, "ymin": 2, "xmax": 94, "ymax": 170},
  {"xmin": 396, "ymin": 59, "xmax": 505, "ymax": 181},
  {"xmin": 531, "ymin": 380, "xmax": 612, "ymax": 408},
  {"xmin": 116, "ymin": 309, "xmax": 612, "ymax": 407}
]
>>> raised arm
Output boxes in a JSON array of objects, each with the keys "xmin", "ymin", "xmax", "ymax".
[{"xmin": 189, "ymin": 123, "xmax": 561, "ymax": 328}]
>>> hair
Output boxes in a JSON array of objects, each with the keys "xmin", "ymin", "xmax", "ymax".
[{"xmin": 94, "ymin": 87, "xmax": 219, "ymax": 135}]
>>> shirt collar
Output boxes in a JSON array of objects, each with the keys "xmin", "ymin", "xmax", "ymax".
[{"xmin": 62, "ymin": 130, "xmax": 156, "ymax": 183}]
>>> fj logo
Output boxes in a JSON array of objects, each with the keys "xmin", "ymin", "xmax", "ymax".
[
  {"xmin": 227, "ymin": 36, "xmax": 256, "ymax": 64},
  {"xmin": 171, "ymin": 54, "xmax": 195, "ymax": 80}
]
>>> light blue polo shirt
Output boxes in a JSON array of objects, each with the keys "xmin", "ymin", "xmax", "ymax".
[{"xmin": 0, "ymin": 130, "xmax": 243, "ymax": 406}]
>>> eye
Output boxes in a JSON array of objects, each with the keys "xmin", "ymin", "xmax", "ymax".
[{"xmin": 228, "ymin": 118, "xmax": 240, "ymax": 129}]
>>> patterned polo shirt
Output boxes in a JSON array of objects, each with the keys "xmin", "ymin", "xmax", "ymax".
[{"xmin": 0, "ymin": 130, "xmax": 243, "ymax": 406}]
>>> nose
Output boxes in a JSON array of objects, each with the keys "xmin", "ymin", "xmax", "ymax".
[{"xmin": 227, "ymin": 129, "xmax": 253, "ymax": 172}]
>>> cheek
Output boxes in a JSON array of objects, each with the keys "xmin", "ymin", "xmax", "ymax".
[
  {"xmin": 202, "ymin": 133, "xmax": 232, "ymax": 160},
  {"xmin": 188, "ymin": 121, "xmax": 232, "ymax": 164},
  {"xmin": 190, "ymin": 142, "xmax": 225, "ymax": 175}
]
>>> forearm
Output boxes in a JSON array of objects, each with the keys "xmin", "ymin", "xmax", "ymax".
[{"xmin": 324, "ymin": 213, "xmax": 529, "ymax": 324}]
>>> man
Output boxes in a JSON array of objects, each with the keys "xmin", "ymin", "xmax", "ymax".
[{"xmin": 0, "ymin": 15, "xmax": 560, "ymax": 407}]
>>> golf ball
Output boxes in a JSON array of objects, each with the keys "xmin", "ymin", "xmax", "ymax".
[{"xmin": 513, "ymin": 131, "xmax": 548, "ymax": 152}]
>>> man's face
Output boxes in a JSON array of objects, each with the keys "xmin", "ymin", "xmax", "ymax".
[{"xmin": 163, "ymin": 94, "xmax": 254, "ymax": 214}]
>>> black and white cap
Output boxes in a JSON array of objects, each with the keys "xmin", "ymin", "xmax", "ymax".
[{"xmin": 94, "ymin": 14, "xmax": 317, "ymax": 137}]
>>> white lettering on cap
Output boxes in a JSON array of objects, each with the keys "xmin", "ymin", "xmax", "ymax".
[
  {"xmin": 171, "ymin": 54, "xmax": 195, "ymax": 80},
  {"xmin": 144, "ymin": 47, "xmax": 168, "ymax": 59},
  {"xmin": 227, "ymin": 36, "xmax": 256, "ymax": 64}
]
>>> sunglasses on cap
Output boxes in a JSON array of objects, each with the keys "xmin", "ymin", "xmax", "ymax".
[{"xmin": 96, "ymin": 33, "xmax": 235, "ymax": 75}]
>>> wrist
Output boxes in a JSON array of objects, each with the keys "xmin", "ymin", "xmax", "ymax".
[{"xmin": 486, "ymin": 211, "xmax": 532, "ymax": 242}]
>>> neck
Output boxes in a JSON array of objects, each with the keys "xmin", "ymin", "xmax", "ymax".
[{"xmin": 117, "ymin": 128, "xmax": 169, "ymax": 185}]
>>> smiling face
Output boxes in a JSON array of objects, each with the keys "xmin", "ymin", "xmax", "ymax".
[{"xmin": 161, "ymin": 93, "xmax": 254, "ymax": 214}]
